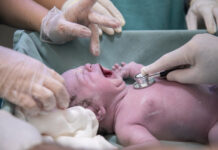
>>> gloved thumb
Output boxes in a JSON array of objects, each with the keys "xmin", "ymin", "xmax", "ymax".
[{"xmin": 166, "ymin": 67, "xmax": 199, "ymax": 84}]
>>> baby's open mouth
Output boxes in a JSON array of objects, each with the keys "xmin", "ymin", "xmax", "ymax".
[{"xmin": 99, "ymin": 65, "xmax": 113, "ymax": 78}]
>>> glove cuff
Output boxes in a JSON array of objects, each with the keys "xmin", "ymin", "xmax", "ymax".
[{"xmin": 40, "ymin": 7, "xmax": 62, "ymax": 44}]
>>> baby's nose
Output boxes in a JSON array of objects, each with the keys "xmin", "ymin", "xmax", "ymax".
[{"xmin": 84, "ymin": 63, "xmax": 92, "ymax": 72}]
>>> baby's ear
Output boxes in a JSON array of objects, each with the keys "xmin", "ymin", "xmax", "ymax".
[{"xmin": 96, "ymin": 106, "xmax": 106, "ymax": 121}]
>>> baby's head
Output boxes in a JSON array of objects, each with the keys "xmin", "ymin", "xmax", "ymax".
[{"xmin": 62, "ymin": 64, "xmax": 125, "ymax": 120}]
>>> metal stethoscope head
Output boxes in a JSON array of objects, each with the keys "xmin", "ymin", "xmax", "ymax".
[
  {"xmin": 133, "ymin": 73, "xmax": 155, "ymax": 89},
  {"xmin": 133, "ymin": 65, "xmax": 190, "ymax": 89}
]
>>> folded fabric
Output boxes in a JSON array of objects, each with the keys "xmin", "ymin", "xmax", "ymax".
[
  {"xmin": 15, "ymin": 106, "xmax": 116, "ymax": 150},
  {"xmin": 0, "ymin": 110, "xmax": 42, "ymax": 150}
]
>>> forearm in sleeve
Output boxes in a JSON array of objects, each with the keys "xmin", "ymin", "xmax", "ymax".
[{"xmin": 0, "ymin": 0, "xmax": 48, "ymax": 31}]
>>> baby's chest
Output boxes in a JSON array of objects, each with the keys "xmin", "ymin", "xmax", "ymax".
[
  {"xmin": 120, "ymin": 92, "xmax": 217, "ymax": 128},
  {"xmin": 118, "ymin": 97, "xmax": 163, "ymax": 125}
]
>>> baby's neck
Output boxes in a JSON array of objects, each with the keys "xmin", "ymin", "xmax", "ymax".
[
  {"xmin": 100, "ymin": 82, "xmax": 147, "ymax": 133},
  {"xmin": 99, "ymin": 84, "xmax": 129, "ymax": 133},
  {"xmin": 113, "ymin": 84, "xmax": 146, "ymax": 125}
]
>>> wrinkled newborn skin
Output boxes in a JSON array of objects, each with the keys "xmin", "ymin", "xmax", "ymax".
[{"xmin": 62, "ymin": 62, "xmax": 218, "ymax": 147}]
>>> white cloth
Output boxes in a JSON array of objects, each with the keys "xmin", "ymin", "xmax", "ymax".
[
  {"xmin": 16, "ymin": 106, "xmax": 116, "ymax": 150},
  {"xmin": 0, "ymin": 110, "xmax": 42, "ymax": 150}
]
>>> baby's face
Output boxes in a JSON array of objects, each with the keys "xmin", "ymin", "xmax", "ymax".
[{"xmin": 62, "ymin": 64, "xmax": 124, "ymax": 113}]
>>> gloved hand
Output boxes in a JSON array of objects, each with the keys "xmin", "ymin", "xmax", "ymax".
[
  {"xmin": 141, "ymin": 34, "xmax": 218, "ymax": 84},
  {"xmin": 41, "ymin": 0, "xmax": 121, "ymax": 56},
  {"xmin": 91, "ymin": 0, "xmax": 125, "ymax": 35},
  {"xmin": 0, "ymin": 46, "xmax": 70, "ymax": 116},
  {"xmin": 186, "ymin": 0, "xmax": 218, "ymax": 34},
  {"xmin": 62, "ymin": 0, "xmax": 125, "ymax": 35}
]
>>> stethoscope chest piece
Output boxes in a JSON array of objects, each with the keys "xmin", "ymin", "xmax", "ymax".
[{"xmin": 133, "ymin": 73, "xmax": 155, "ymax": 89}]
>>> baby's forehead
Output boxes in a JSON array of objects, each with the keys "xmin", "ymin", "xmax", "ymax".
[
  {"xmin": 62, "ymin": 67, "xmax": 85, "ymax": 94},
  {"xmin": 71, "ymin": 66, "xmax": 84, "ymax": 72}
]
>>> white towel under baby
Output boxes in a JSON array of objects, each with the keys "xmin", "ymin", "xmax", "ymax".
[{"xmin": 16, "ymin": 106, "xmax": 116, "ymax": 150}]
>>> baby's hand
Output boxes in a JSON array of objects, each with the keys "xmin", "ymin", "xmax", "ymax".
[
  {"xmin": 112, "ymin": 62, "xmax": 143, "ymax": 79},
  {"xmin": 112, "ymin": 62, "xmax": 128, "ymax": 78}
]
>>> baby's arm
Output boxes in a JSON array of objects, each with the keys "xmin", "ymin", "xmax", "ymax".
[
  {"xmin": 115, "ymin": 124, "xmax": 159, "ymax": 146},
  {"xmin": 112, "ymin": 62, "xmax": 144, "ymax": 79}
]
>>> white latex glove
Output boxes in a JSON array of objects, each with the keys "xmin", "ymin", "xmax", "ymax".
[
  {"xmin": 0, "ymin": 46, "xmax": 70, "ymax": 116},
  {"xmin": 62, "ymin": 0, "xmax": 125, "ymax": 36},
  {"xmin": 141, "ymin": 34, "xmax": 218, "ymax": 84},
  {"xmin": 186, "ymin": 0, "xmax": 218, "ymax": 34},
  {"xmin": 41, "ymin": 0, "xmax": 121, "ymax": 56},
  {"xmin": 89, "ymin": 0, "xmax": 125, "ymax": 35},
  {"xmin": 0, "ymin": 110, "xmax": 42, "ymax": 150}
]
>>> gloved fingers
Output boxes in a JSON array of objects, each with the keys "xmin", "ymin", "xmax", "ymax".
[
  {"xmin": 61, "ymin": 20, "xmax": 92, "ymax": 38},
  {"xmin": 200, "ymin": 7, "xmax": 217, "ymax": 33},
  {"xmin": 48, "ymin": 69, "xmax": 65, "ymax": 85},
  {"xmin": 99, "ymin": 25, "xmax": 115, "ymax": 35},
  {"xmin": 89, "ymin": 23, "xmax": 100, "ymax": 56},
  {"xmin": 74, "ymin": 0, "xmax": 97, "ymax": 13},
  {"xmin": 98, "ymin": 0, "xmax": 125, "ymax": 26},
  {"xmin": 92, "ymin": 2, "xmax": 121, "ymax": 34},
  {"xmin": 43, "ymin": 77, "xmax": 70, "ymax": 109},
  {"xmin": 213, "ymin": 7, "xmax": 218, "ymax": 28},
  {"xmin": 141, "ymin": 46, "xmax": 189, "ymax": 76},
  {"xmin": 186, "ymin": 11, "xmax": 198, "ymax": 30},
  {"xmin": 31, "ymin": 84, "xmax": 56, "ymax": 111},
  {"xmin": 98, "ymin": 26, "xmax": 103, "ymax": 35},
  {"xmin": 93, "ymin": 2, "xmax": 112, "ymax": 17},
  {"xmin": 18, "ymin": 94, "xmax": 40, "ymax": 116},
  {"xmin": 88, "ymin": 11, "xmax": 120, "ymax": 28},
  {"xmin": 114, "ymin": 26, "xmax": 122, "ymax": 33},
  {"xmin": 167, "ymin": 68, "xmax": 199, "ymax": 84}
]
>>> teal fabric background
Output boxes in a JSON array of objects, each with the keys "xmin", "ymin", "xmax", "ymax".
[
  {"xmin": 111, "ymin": 0, "xmax": 186, "ymax": 30},
  {"xmin": 13, "ymin": 30, "xmax": 206, "ymax": 74}
]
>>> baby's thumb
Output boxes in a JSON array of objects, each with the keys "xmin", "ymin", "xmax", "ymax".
[{"xmin": 167, "ymin": 68, "xmax": 198, "ymax": 84}]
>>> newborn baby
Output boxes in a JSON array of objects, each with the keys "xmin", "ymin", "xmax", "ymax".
[{"xmin": 62, "ymin": 62, "xmax": 218, "ymax": 147}]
